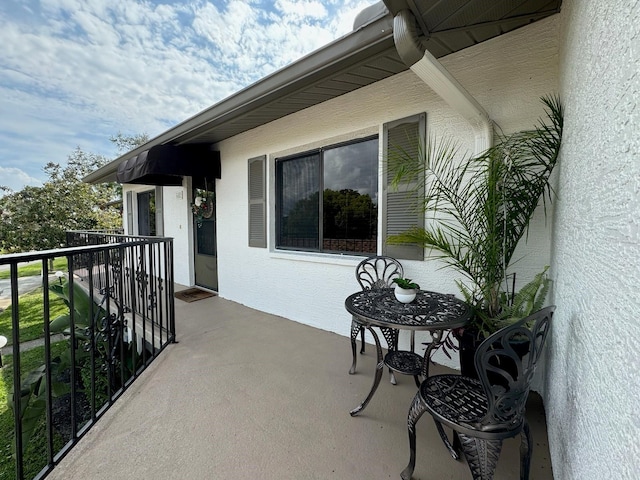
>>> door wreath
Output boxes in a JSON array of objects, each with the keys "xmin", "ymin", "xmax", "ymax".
[{"xmin": 192, "ymin": 191, "xmax": 214, "ymax": 227}]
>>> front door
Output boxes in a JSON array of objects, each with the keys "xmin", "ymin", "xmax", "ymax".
[{"xmin": 193, "ymin": 179, "xmax": 218, "ymax": 290}]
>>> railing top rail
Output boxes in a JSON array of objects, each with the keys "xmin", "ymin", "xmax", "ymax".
[
  {"xmin": 0, "ymin": 237, "xmax": 173, "ymax": 266},
  {"xmin": 66, "ymin": 231, "xmax": 171, "ymax": 242},
  {"xmin": 66, "ymin": 229, "xmax": 124, "ymax": 233}
]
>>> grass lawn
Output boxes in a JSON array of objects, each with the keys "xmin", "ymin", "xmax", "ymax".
[
  {"xmin": 0, "ymin": 258, "xmax": 68, "ymax": 280},
  {"xmin": 0, "ymin": 289, "xmax": 68, "ymax": 346},
  {"xmin": 0, "ymin": 341, "xmax": 68, "ymax": 480}
]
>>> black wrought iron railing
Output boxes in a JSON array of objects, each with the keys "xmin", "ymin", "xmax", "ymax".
[
  {"xmin": 65, "ymin": 231, "xmax": 176, "ymax": 346},
  {"xmin": 0, "ymin": 233, "xmax": 175, "ymax": 480}
]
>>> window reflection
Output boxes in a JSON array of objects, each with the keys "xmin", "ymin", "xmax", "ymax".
[{"xmin": 276, "ymin": 137, "xmax": 378, "ymax": 254}]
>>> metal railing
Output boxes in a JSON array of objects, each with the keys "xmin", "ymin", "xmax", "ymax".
[
  {"xmin": 66, "ymin": 231, "xmax": 176, "ymax": 347},
  {"xmin": 0, "ymin": 233, "xmax": 175, "ymax": 480}
]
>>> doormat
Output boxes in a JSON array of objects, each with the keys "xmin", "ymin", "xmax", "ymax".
[{"xmin": 175, "ymin": 288, "xmax": 216, "ymax": 303}]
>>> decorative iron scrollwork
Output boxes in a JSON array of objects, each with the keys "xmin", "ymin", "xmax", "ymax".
[{"xmin": 346, "ymin": 289, "xmax": 470, "ymax": 329}]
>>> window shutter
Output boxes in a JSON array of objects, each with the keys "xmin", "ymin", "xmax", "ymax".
[
  {"xmin": 382, "ymin": 114, "xmax": 426, "ymax": 260},
  {"xmin": 155, "ymin": 186, "xmax": 164, "ymax": 236},
  {"xmin": 248, "ymin": 155, "xmax": 267, "ymax": 248},
  {"xmin": 126, "ymin": 191, "xmax": 134, "ymax": 235}
]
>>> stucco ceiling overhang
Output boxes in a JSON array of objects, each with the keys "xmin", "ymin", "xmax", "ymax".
[{"xmin": 85, "ymin": 0, "xmax": 561, "ymax": 185}]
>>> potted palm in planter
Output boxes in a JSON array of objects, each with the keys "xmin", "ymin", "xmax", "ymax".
[{"xmin": 387, "ymin": 96, "xmax": 563, "ymax": 376}]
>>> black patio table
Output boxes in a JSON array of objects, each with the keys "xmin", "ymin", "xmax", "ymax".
[{"xmin": 345, "ymin": 288, "xmax": 471, "ymax": 416}]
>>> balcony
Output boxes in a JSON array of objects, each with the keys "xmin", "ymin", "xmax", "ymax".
[
  {"xmin": 47, "ymin": 293, "xmax": 552, "ymax": 479},
  {"xmin": 1, "ymin": 234, "xmax": 553, "ymax": 479},
  {"xmin": 0, "ymin": 232, "xmax": 174, "ymax": 480}
]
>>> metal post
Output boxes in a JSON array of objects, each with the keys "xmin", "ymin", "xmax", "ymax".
[{"xmin": 10, "ymin": 262, "xmax": 23, "ymax": 480}]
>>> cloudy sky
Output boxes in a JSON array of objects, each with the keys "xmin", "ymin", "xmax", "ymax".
[{"xmin": 0, "ymin": 0, "xmax": 377, "ymax": 193}]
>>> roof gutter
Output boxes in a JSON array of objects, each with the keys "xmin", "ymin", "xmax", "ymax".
[
  {"xmin": 391, "ymin": 8, "xmax": 493, "ymax": 154},
  {"xmin": 83, "ymin": 13, "xmax": 395, "ymax": 185}
]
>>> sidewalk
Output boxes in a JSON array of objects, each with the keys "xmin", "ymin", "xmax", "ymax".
[
  {"xmin": 10, "ymin": 334, "xmax": 66, "ymax": 352},
  {"xmin": 0, "ymin": 271, "xmax": 65, "ymax": 351},
  {"xmin": 0, "ymin": 270, "xmax": 50, "ymax": 311}
]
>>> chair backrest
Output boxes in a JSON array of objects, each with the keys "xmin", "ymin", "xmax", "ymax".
[
  {"xmin": 355, "ymin": 256, "xmax": 403, "ymax": 291},
  {"xmin": 474, "ymin": 306, "xmax": 554, "ymax": 432}
]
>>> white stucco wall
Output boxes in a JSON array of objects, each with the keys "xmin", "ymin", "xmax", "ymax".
[
  {"xmin": 546, "ymin": 0, "xmax": 640, "ymax": 478},
  {"xmin": 121, "ymin": 182, "xmax": 195, "ymax": 286},
  {"xmin": 210, "ymin": 15, "xmax": 560, "ymax": 368},
  {"xmin": 162, "ymin": 183, "xmax": 195, "ymax": 286}
]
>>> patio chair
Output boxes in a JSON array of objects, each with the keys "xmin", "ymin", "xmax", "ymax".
[
  {"xmin": 401, "ymin": 306, "xmax": 555, "ymax": 480},
  {"xmin": 350, "ymin": 256, "xmax": 414, "ymax": 384}
]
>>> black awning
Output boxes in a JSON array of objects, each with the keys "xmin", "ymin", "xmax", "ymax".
[{"xmin": 116, "ymin": 144, "xmax": 221, "ymax": 186}]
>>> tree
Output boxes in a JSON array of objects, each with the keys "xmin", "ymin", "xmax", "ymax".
[
  {"xmin": 0, "ymin": 134, "xmax": 148, "ymax": 253},
  {"xmin": 323, "ymin": 188, "xmax": 377, "ymax": 240},
  {"xmin": 110, "ymin": 132, "xmax": 149, "ymax": 154}
]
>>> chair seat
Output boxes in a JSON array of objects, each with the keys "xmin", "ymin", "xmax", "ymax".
[
  {"xmin": 421, "ymin": 375, "xmax": 488, "ymax": 433},
  {"xmin": 384, "ymin": 350, "xmax": 423, "ymax": 376}
]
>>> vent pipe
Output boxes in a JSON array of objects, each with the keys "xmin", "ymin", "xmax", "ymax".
[{"xmin": 392, "ymin": 9, "xmax": 493, "ymax": 154}]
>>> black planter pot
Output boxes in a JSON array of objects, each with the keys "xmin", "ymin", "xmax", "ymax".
[
  {"xmin": 457, "ymin": 328, "xmax": 484, "ymax": 379},
  {"xmin": 457, "ymin": 326, "xmax": 531, "ymax": 381}
]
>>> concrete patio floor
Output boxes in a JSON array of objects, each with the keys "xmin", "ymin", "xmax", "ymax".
[{"xmin": 48, "ymin": 291, "xmax": 554, "ymax": 480}]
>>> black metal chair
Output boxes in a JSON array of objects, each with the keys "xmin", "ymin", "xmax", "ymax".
[
  {"xmin": 349, "ymin": 256, "xmax": 405, "ymax": 383},
  {"xmin": 401, "ymin": 306, "xmax": 555, "ymax": 480}
]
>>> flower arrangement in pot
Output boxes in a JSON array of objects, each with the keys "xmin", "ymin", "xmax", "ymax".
[
  {"xmin": 392, "ymin": 277, "xmax": 420, "ymax": 303},
  {"xmin": 387, "ymin": 96, "xmax": 563, "ymax": 375}
]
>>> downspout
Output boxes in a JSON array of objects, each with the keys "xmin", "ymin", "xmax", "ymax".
[{"xmin": 391, "ymin": 9, "xmax": 493, "ymax": 153}]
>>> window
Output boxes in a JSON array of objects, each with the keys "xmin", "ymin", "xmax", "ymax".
[
  {"xmin": 276, "ymin": 137, "xmax": 378, "ymax": 254},
  {"xmin": 194, "ymin": 180, "xmax": 217, "ymax": 256},
  {"xmin": 137, "ymin": 190, "xmax": 156, "ymax": 236},
  {"xmin": 132, "ymin": 187, "xmax": 163, "ymax": 236}
]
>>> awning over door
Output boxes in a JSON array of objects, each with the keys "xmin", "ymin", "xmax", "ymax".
[{"xmin": 116, "ymin": 144, "xmax": 221, "ymax": 186}]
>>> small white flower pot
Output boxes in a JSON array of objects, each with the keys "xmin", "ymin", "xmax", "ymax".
[{"xmin": 394, "ymin": 285, "xmax": 417, "ymax": 303}]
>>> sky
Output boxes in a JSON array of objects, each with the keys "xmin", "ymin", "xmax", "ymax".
[{"xmin": 0, "ymin": 0, "xmax": 377, "ymax": 194}]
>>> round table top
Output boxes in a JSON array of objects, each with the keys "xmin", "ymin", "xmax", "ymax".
[{"xmin": 345, "ymin": 288, "xmax": 471, "ymax": 331}]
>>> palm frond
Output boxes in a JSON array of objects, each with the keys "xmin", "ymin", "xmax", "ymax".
[
  {"xmin": 493, "ymin": 267, "xmax": 551, "ymax": 328},
  {"xmin": 387, "ymin": 95, "xmax": 563, "ymax": 323}
]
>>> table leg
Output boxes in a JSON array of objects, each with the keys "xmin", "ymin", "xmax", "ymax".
[
  {"xmin": 420, "ymin": 329, "xmax": 443, "ymax": 378},
  {"xmin": 349, "ymin": 317, "xmax": 361, "ymax": 375},
  {"xmin": 350, "ymin": 325, "xmax": 384, "ymax": 416}
]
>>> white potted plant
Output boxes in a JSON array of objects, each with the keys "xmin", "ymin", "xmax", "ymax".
[{"xmin": 392, "ymin": 277, "xmax": 420, "ymax": 303}]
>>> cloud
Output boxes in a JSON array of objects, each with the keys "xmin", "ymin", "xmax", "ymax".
[
  {"xmin": 0, "ymin": 0, "xmax": 378, "ymax": 190},
  {"xmin": 0, "ymin": 167, "xmax": 42, "ymax": 193},
  {"xmin": 0, "ymin": 85, "xmax": 118, "ymax": 174}
]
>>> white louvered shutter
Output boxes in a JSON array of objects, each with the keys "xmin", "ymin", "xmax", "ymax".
[
  {"xmin": 382, "ymin": 114, "xmax": 425, "ymax": 260},
  {"xmin": 248, "ymin": 156, "xmax": 267, "ymax": 248}
]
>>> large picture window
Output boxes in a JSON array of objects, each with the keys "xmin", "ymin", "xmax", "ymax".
[{"xmin": 276, "ymin": 137, "xmax": 378, "ymax": 254}]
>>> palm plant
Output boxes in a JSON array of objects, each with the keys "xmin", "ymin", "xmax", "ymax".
[{"xmin": 388, "ymin": 96, "xmax": 563, "ymax": 335}]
